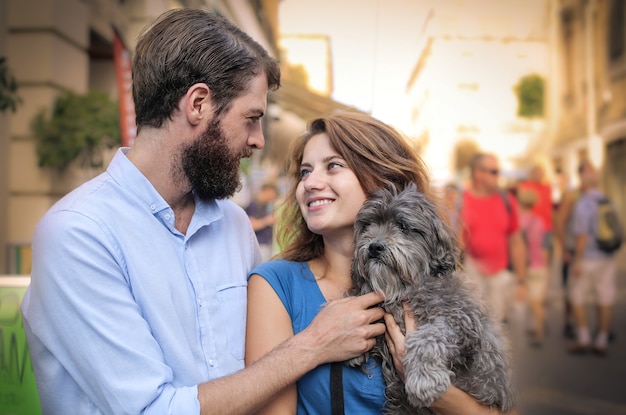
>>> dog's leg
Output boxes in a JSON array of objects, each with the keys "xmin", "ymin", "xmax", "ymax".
[
  {"xmin": 455, "ymin": 325, "xmax": 517, "ymax": 412},
  {"xmin": 403, "ymin": 318, "xmax": 458, "ymax": 408}
]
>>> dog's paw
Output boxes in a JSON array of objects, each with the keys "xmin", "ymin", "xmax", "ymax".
[{"xmin": 404, "ymin": 368, "xmax": 451, "ymax": 408}]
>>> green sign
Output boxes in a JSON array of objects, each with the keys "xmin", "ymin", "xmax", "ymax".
[{"xmin": 0, "ymin": 277, "xmax": 42, "ymax": 415}]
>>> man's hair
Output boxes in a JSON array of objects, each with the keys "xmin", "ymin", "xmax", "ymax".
[
  {"xmin": 578, "ymin": 160, "xmax": 599, "ymax": 188},
  {"xmin": 469, "ymin": 152, "xmax": 488, "ymax": 172},
  {"xmin": 277, "ymin": 111, "xmax": 432, "ymax": 262},
  {"xmin": 132, "ymin": 8, "xmax": 280, "ymax": 132},
  {"xmin": 444, "ymin": 182, "xmax": 459, "ymax": 192},
  {"xmin": 577, "ymin": 159, "xmax": 594, "ymax": 175}
]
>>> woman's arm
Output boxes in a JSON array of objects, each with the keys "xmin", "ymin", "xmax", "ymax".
[
  {"xmin": 430, "ymin": 387, "xmax": 519, "ymax": 415},
  {"xmin": 200, "ymin": 287, "xmax": 385, "ymax": 415},
  {"xmin": 245, "ymin": 274, "xmax": 298, "ymax": 415}
]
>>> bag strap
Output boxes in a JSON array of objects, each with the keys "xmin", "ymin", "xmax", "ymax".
[
  {"xmin": 330, "ymin": 362, "xmax": 344, "ymax": 415},
  {"xmin": 498, "ymin": 189, "xmax": 512, "ymax": 215}
]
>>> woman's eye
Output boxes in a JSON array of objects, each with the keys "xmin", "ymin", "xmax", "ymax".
[
  {"xmin": 299, "ymin": 169, "xmax": 311, "ymax": 178},
  {"xmin": 328, "ymin": 162, "xmax": 343, "ymax": 170}
]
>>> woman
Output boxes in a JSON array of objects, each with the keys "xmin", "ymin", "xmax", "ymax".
[
  {"xmin": 245, "ymin": 112, "xmax": 518, "ymax": 414},
  {"xmin": 517, "ymin": 188, "xmax": 549, "ymax": 346}
]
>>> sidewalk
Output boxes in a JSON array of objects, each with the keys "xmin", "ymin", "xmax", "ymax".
[{"xmin": 505, "ymin": 250, "xmax": 626, "ymax": 415}]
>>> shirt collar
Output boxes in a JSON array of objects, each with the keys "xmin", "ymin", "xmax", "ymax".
[{"xmin": 106, "ymin": 148, "xmax": 224, "ymax": 233}]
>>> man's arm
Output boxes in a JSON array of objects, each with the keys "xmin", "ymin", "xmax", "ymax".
[
  {"xmin": 248, "ymin": 214, "xmax": 273, "ymax": 232},
  {"xmin": 555, "ymin": 190, "xmax": 574, "ymax": 260},
  {"xmin": 570, "ymin": 197, "xmax": 590, "ymax": 277},
  {"xmin": 197, "ymin": 292, "xmax": 386, "ymax": 415},
  {"xmin": 504, "ymin": 194, "xmax": 527, "ymax": 287},
  {"xmin": 246, "ymin": 202, "xmax": 274, "ymax": 232},
  {"xmin": 509, "ymin": 230, "xmax": 527, "ymax": 284},
  {"xmin": 570, "ymin": 233, "xmax": 588, "ymax": 278}
]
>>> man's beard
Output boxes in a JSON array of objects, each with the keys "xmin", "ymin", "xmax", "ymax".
[{"xmin": 180, "ymin": 118, "xmax": 251, "ymax": 201}]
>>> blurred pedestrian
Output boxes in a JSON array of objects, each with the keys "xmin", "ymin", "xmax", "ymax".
[
  {"xmin": 555, "ymin": 162, "xmax": 589, "ymax": 339},
  {"xmin": 246, "ymin": 182, "xmax": 279, "ymax": 261},
  {"xmin": 442, "ymin": 182, "xmax": 463, "ymax": 240},
  {"xmin": 518, "ymin": 162, "xmax": 554, "ymax": 260},
  {"xmin": 517, "ymin": 188, "xmax": 549, "ymax": 346},
  {"xmin": 460, "ymin": 153, "xmax": 527, "ymax": 324},
  {"xmin": 566, "ymin": 162, "xmax": 619, "ymax": 356}
]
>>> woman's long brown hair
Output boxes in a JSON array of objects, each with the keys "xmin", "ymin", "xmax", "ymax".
[{"xmin": 276, "ymin": 111, "xmax": 432, "ymax": 262}]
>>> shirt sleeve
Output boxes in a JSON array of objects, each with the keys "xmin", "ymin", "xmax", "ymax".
[
  {"xmin": 249, "ymin": 261, "xmax": 293, "ymax": 316},
  {"xmin": 572, "ymin": 197, "xmax": 594, "ymax": 237},
  {"xmin": 24, "ymin": 209, "xmax": 200, "ymax": 414}
]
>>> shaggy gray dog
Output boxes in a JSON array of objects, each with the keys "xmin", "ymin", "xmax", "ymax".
[{"xmin": 348, "ymin": 183, "xmax": 515, "ymax": 414}]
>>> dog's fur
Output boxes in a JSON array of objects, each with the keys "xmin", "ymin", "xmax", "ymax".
[{"xmin": 348, "ymin": 183, "xmax": 515, "ymax": 414}]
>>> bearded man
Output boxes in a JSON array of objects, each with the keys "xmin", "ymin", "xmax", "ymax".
[{"xmin": 21, "ymin": 9, "xmax": 387, "ymax": 414}]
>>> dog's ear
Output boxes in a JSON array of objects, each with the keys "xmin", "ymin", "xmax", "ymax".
[
  {"xmin": 409, "ymin": 187, "xmax": 459, "ymax": 277},
  {"xmin": 428, "ymin": 214, "xmax": 459, "ymax": 277}
]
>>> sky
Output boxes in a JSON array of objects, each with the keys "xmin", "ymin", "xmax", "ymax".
[{"xmin": 278, "ymin": 0, "xmax": 428, "ymax": 129}]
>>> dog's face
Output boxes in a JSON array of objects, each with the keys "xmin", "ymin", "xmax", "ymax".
[{"xmin": 352, "ymin": 183, "xmax": 459, "ymax": 303}]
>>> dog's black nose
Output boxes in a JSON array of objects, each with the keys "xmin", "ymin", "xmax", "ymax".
[{"xmin": 368, "ymin": 242, "xmax": 385, "ymax": 258}]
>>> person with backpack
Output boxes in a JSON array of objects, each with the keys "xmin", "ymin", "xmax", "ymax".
[
  {"xmin": 567, "ymin": 161, "xmax": 621, "ymax": 356},
  {"xmin": 460, "ymin": 153, "xmax": 527, "ymax": 325},
  {"xmin": 555, "ymin": 161, "xmax": 592, "ymax": 339},
  {"xmin": 517, "ymin": 188, "xmax": 549, "ymax": 347}
]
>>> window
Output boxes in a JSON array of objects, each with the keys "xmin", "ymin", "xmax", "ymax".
[
  {"xmin": 561, "ymin": 8, "xmax": 577, "ymax": 106},
  {"xmin": 608, "ymin": 0, "xmax": 626, "ymax": 78}
]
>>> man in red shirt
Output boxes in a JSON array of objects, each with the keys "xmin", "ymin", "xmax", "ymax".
[{"xmin": 461, "ymin": 153, "xmax": 527, "ymax": 324}]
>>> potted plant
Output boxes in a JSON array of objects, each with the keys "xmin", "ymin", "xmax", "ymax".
[
  {"xmin": 31, "ymin": 90, "xmax": 121, "ymax": 171},
  {"xmin": 0, "ymin": 57, "xmax": 21, "ymax": 113}
]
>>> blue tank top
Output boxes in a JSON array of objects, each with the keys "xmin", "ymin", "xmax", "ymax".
[{"xmin": 249, "ymin": 259, "xmax": 386, "ymax": 414}]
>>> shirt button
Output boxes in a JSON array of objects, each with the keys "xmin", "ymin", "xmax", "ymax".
[
  {"xmin": 209, "ymin": 360, "xmax": 215, "ymax": 367},
  {"xmin": 150, "ymin": 204, "xmax": 156, "ymax": 211},
  {"xmin": 165, "ymin": 213, "xmax": 171, "ymax": 220}
]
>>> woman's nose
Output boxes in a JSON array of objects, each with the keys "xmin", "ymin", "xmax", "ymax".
[{"xmin": 303, "ymin": 168, "xmax": 324, "ymax": 191}]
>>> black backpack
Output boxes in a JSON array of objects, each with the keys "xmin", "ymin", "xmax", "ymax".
[{"xmin": 595, "ymin": 197, "xmax": 623, "ymax": 254}]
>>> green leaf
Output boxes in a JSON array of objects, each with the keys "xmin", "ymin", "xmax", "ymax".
[
  {"xmin": 0, "ymin": 56, "xmax": 21, "ymax": 113},
  {"xmin": 514, "ymin": 74, "xmax": 544, "ymax": 118},
  {"xmin": 32, "ymin": 90, "xmax": 122, "ymax": 170}
]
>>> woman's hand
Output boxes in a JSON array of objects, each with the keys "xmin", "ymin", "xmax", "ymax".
[
  {"xmin": 384, "ymin": 302, "xmax": 417, "ymax": 382},
  {"xmin": 384, "ymin": 305, "xmax": 518, "ymax": 415}
]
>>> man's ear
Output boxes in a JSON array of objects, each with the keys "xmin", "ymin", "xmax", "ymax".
[{"xmin": 184, "ymin": 83, "xmax": 212, "ymax": 126}]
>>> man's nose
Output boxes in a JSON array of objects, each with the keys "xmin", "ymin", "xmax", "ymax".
[{"xmin": 249, "ymin": 124, "xmax": 265, "ymax": 149}]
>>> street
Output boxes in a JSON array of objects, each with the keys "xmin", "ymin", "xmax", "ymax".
[{"xmin": 505, "ymin": 257, "xmax": 626, "ymax": 415}]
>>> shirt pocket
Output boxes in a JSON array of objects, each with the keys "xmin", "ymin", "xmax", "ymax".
[{"xmin": 216, "ymin": 282, "xmax": 248, "ymax": 360}]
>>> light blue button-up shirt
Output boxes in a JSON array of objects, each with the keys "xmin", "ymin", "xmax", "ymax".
[
  {"xmin": 572, "ymin": 188, "xmax": 612, "ymax": 259},
  {"xmin": 21, "ymin": 148, "xmax": 261, "ymax": 414}
]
